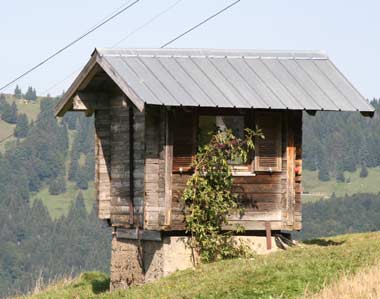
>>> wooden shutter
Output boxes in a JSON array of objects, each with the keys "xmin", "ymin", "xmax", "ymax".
[
  {"xmin": 255, "ymin": 111, "xmax": 282, "ymax": 172},
  {"xmin": 172, "ymin": 110, "xmax": 197, "ymax": 173}
]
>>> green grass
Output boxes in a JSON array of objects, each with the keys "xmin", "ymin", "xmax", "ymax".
[
  {"xmin": 302, "ymin": 168, "xmax": 380, "ymax": 202},
  {"xmin": 30, "ymin": 182, "xmax": 95, "ymax": 219},
  {"xmin": 0, "ymin": 94, "xmax": 42, "ymax": 152},
  {"xmin": 0, "ymin": 120, "xmax": 14, "ymax": 140},
  {"xmin": 20, "ymin": 232, "xmax": 380, "ymax": 299}
]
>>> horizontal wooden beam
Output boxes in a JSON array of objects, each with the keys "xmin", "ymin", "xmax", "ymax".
[
  {"xmin": 72, "ymin": 92, "xmax": 108, "ymax": 116},
  {"xmin": 116, "ymin": 228, "xmax": 162, "ymax": 241}
]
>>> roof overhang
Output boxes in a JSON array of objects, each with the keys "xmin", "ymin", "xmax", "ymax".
[{"xmin": 55, "ymin": 48, "xmax": 375, "ymax": 117}]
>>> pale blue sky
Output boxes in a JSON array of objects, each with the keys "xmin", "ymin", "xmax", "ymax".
[{"xmin": 1, "ymin": 0, "xmax": 379, "ymax": 99}]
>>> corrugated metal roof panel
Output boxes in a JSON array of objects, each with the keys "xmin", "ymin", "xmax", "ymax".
[
  {"xmin": 315, "ymin": 60, "xmax": 372, "ymax": 111},
  {"xmin": 59, "ymin": 48, "xmax": 374, "ymax": 114},
  {"xmin": 278, "ymin": 59, "xmax": 339, "ymax": 110},
  {"xmin": 211, "ymin": 58, "xmax": 267, "ymax": 108},
  {"xmin": 105, "ymin": 56, "xmax": 161, "ymax": 105},
  {"xmin": 227, "ymin": 59, "xmax": 286, "ymax": 109},
  {"xmin": 261, "ymin": 59, "xmax": 321, "ymax": 110},
  {"xmin": 176, "ymin": 56, "xmax": 233, "ymax": 107}
]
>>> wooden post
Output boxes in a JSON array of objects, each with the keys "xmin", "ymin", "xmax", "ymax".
[
  {"xmin": 129, "ymin": 105, "xmax": 135, "ymax": 226},
  {"xmin": 164, "ymin": 109, "xmax": 173, "ymax": 226},
  {"xmin": 286, "ymin": 113, "xmax": 296, "ymax": 227},
  {"xmin": 265, "ymin": 222, "xmax": 272, "ymax": 250}
]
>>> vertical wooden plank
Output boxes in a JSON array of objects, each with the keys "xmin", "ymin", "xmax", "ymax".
[
  {"xmin": 286, "ymin": 111, "xmax": 296, "ymax": 227},
  {"xmin": 294, "ymin": 111, "xmax": 303, "ymax": 230},
  {"xmin": 164, "ymin": 109, "xmax": 173, "ymax": 226},
  {"xmin": 110, "ymin": 95, "xmax": 130, "ymax": 226},
  {"xmin": 133, "ymin": 107, "xmax": 145, "ymax": 227},
  {"xmin": 95, "ymin": 107, "xmax": 111, "ymax": 219},
  {"xmin": 144, "ymin": 106, "xmax": 164, "ymax": 230},
  {"xmin": 128, "ymin": 106, "xmax": 134, "ymax": 225}
]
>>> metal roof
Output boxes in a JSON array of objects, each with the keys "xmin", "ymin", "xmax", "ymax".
[{"xmin": 56, "ymin": 48, "xmax": 374, "ymax": 116}]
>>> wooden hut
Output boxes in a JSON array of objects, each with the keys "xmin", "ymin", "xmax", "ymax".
[{"xmin": 55, "ymin": 48, "xmax": 374, "ymax": 288}]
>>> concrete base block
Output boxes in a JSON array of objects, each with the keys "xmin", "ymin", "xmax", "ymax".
[
  {"xmin": 110, "ymin": 237, "xmax": 144, "ymax": 290},
  {"xmin": 110, "ymin": 234, "xmax": 284, "ymax": 289}
]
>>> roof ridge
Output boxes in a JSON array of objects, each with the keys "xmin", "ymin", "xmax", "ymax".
[{"xmin": 94, "ymin": 48, "xmax": 328, "ymax": 59}]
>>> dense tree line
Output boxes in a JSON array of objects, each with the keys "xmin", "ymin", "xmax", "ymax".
[
  {"xmin": 13, "ymin": 85, "xmax": 37, "ymax": 101},
  {"xmin": 303, "ymin": 98, "xmax": 380, "ymax": 182},
  {"xmin": 0, "ymin": 97, "xmax": 110, "ymax": 298},
  {"xmin": 295, "ymin": 193, "xmax": 380, "ymax": 240}
]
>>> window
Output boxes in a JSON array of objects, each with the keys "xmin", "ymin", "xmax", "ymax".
[
  {"xmin": 171, "ymin": 110, "xmax": 282, "ymax": 175},
  {"xmin": 198, "ymin": 115, "xmax": 254, "ymax": 175}
]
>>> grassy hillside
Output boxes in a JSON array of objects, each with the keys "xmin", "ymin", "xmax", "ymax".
[
  {"xmin": 302, "ymin": 168, "xmax": 380, "ymax": 202},
  {"xmin": 0, "ymin": 94, "xmax": 96, "ymax": 218},
  {"xmin": 0, "ymin": 94, "xmax": 41, "ymax": 151},
  {"xmin": 30, "ymin": 182, "xmax": 95, "ymax": 219},
  {"xmin": 20, "ymin": 232, "xmax": 380, "ymax": 299}
]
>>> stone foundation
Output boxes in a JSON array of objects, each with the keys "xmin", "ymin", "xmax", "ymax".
[{"xmin": 110, "ymin": 234, "xmax": 284, "ymax": 290}]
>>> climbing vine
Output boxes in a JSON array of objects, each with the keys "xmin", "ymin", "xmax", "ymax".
[{"xmin": 182, "ymin": 127, "xmax": 262, "ymax": 262}]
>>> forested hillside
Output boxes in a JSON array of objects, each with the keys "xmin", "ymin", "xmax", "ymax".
[
  {"xmin": 1, "ymin": 90, "xmax": 380, "ymax": 297},
  {"xmin": 303, "ymin": 99, "xmax": 380, "ymax": 182},
  {"xmin": 0, "ymin": 93, "xmax": 110, "ymax": 298},
  {"xmin": 295, "ymin": 193, "xmax": 380, "ymax": 240}
]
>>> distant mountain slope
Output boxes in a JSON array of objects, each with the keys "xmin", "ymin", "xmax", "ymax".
[
  {"xmin": 302, "ymin": 167, "xmax": 380, "ymax": 202},
  {"xmin": 19, "ymin": 232, "xmax": 380, "ymax": 299},
  {"xmin": 0, "ymin": 93, "xmax": 96, "ymax": 218},
  {"xmin": 0, "ymin": 95, "xmax": 110, "ymax": 298}
]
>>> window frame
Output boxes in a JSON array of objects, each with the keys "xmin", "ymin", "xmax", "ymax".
[{"xmin": 197, "ymin": 110, "xmax": 255, "ymax": 176}]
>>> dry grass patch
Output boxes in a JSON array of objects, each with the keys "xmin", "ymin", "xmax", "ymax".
[{"xmin": 304, "ymin": 264, "xmax": 380, "ymax": 299}]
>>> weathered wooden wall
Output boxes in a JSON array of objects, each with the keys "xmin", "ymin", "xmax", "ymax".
[
  {"xmin": 144, "ymin": 106, "xmax": 169, "ymax": 230},
  {"xmin": 95, "ymin": 95, "xmax": 145, "ymax": 226},
  {"xmin": 95, "ymin": 102, "xmax": 302, "ymax": 231},
  {"xmin": 169, "ymin": 109, "xmax": 302, "ymax": 231}
]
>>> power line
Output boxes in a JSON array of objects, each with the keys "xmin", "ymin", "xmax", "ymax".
[
  {"xmin": 161, "ymin": 0, "xmax": 240, "ymax": 48},
  {"xmin": 43, "ymin": 0, "xmax": 241, "ymax": 95},
  {"xmin": 42, "ymin": 0, "xmax": 185, "ymax": 96},
  {"xmin": 0, "ymin": 0, "xmax": 241, "ymax": 146},
  {"xmin": 0, "ymin": 0, "xmax": 141, "ymax": 93},
  {"xmin": 113, "ymin": 0, "xmax": 184, "ymax": 47}
]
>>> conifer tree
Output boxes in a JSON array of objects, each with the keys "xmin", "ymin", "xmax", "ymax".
[
  {"xmin": 68, "ymin": 157, "xmax": 79, "ymax": 181},
  {"xmin": 24, "ymin": 86, "xmax": 37, "ymax": 101},
  {"xmin": 318, "ymin": 156, "xmax": 330, "ymax": 182},
  {"xmin": 76, "ymin": 167, "xmax": 89, "ymax": 190},
  {"xmin": 48, "ymin": 174, "xmax": 66, "ymax": 195},
  {"xmin": 335, "ymin": 161, "xmax": 346, "ymax": 182},
  {"xmin": 360, "ymin": 163, "xmax": 368, "ymax": 178},
  {"xmin": 1, "ymin": 101, "xmax": 18, "ymax": 124},
  {"xmin": 14, "ymin": 113, "xmax": 29, "ymax": 138},
  {"xmin": 14, "ymin": 85, "xmax": 22, "ymax": 99}
]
